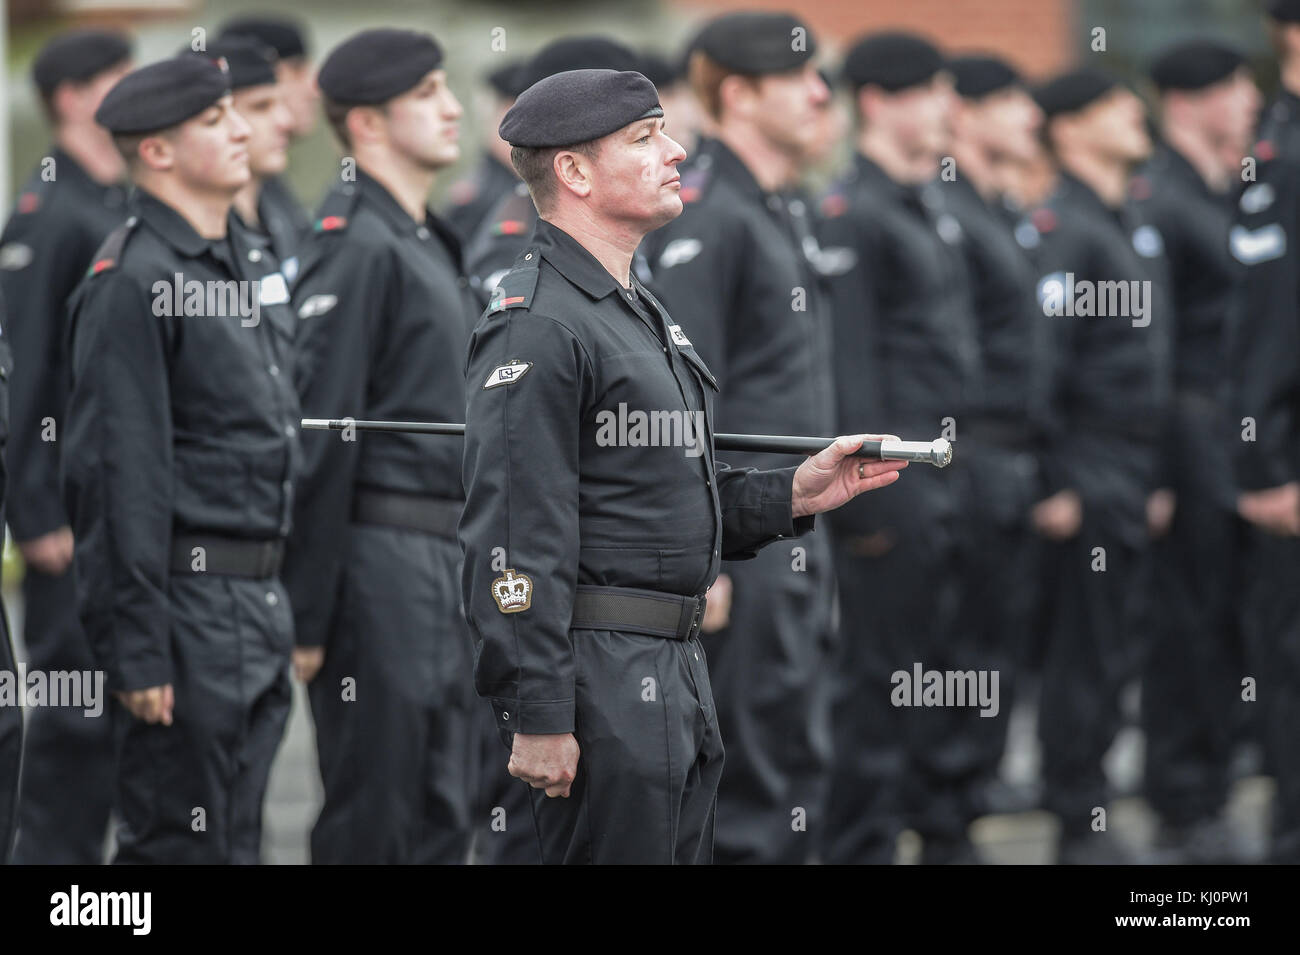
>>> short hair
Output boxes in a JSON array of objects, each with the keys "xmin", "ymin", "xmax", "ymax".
[
  {"xmin": 110, "ymin": 130, "xmax": 155, "ymax": 169},
  {"xmin": 509, "ymin": 140, "xmax": 602, "ymax": 213},
  {"xmin": 688, "ymin": 49, "xmax": 760, "ymax": 121},
  {"xmin": 323, "ymin": 95, "xmax": 354, "ymax": 149}
]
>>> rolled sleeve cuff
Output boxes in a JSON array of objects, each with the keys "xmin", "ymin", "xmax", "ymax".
[{"xmin": 489, "ymin": 697, "xmax": 575, "ymax": 737}]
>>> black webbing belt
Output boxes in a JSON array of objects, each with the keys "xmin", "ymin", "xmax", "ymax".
[
  {"xmin": 352, "ymin": 488, "xmax": 462, "ymax": 538},
  {"xmin": 170, "ymin": 535, "xmax": 284, "ymax": 579},
  {"xmin": 571, "ymin": 585, "xmax": 707, "ymax": 641}
]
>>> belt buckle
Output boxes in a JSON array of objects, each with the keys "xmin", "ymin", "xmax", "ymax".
[{"xmin": 687, "ymin": 594, "xmax": 706, "ymax": 640}]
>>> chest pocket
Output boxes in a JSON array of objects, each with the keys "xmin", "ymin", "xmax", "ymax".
[{"xmin": 676, "ymin": 345, "xmax": 719, "ymax": 393}]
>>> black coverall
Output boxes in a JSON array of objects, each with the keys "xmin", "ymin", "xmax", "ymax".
[
  {"xmin": 0, "ymin": 150, "xmax": 127, "ymax": 863},
  {"xmin": 818, "ymin": 154, "xmax": 983, "ymax": 862},
  {"xmin": 0, "ymin": 292, "xmax": 20, "ymax": 863},
  {"xmin": 444, "ymin": 154, "xmax": 519, "ymax": 245},
  {"xmin": 1227, "ymin": 90, "xmax": 1300, "ymax": 862},
  {"xmin": 644, "ymin": 139, "xmax": 837, "ymax": 864},
  {"xmin": 285, "ymin": 171, "xmax": 482, "ymax": 864},
  {"xmin": 1027, "ymin": 173, "xmax": 1171, "ymax": 842},
  {"xmin": 63, "ymin": 189, "xmax": 301, "ymax": 864},
  {"xmin": 460, "ymin": 219, "xmax": 814, "ymax": 864},
  {"xmin": 1138, "ymin": 145, "xmax": 1244, "ymax": 833}
]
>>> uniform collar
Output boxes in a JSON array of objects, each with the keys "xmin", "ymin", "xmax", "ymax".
[
  {"xmin": 535, "ymin": 218, "xmax": 625, "ymax": 301},
  {"xmin": 356, "ymin": 167, "xmax": 433, "ymax": 236},
  {"xmin": 131, "ymin": 188, "xmax": 221, "ymax": 258},
  {"xmin": 851, "ymin": 152, "xmax": 911, "ymax": 201},
  {"xmin": 1149, "ymin": 142, "xmax": 1210, "ymax": 199},
  {"xmin": 50, "ymin": 146, "xmax": 127, "ymax": 204},
  {"xmin": 696, "ymin": 137, "xmax": 766, "ymax": 204},
  {"xmin": 1056, "ymin": 170, "xmax": 1116, "ymax": 218}
]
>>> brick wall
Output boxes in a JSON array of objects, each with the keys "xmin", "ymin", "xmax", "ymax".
[{"xmin": 670, "ymin": 0, "xmax": 1080, "ymax": 79}]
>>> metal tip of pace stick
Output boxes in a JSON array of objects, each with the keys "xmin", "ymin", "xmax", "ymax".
[
  {"xmin": 300, "ymin": 419, "xmax": 333, "ymax": 430},
  {"xmin": 931, "ymin": 438, "xmax": 953, "ymax": 468}
]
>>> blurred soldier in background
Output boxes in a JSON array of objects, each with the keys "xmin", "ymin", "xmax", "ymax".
[
  {"xmin": 1140, "ymin": 39, "xmax": 1259, "ymax": 863},
  {"xmin": 1029, "ymin": 69, "xmax": 1171, "ymax": 864},
  {"xmin": 443, "ymin": 62, "xmax": 524, "ymax": 242},
  {"xmin": 0, "ymin": 29, "xmax": 132, "ymax": 865},
  {"xmin": 196, "ymin": 38, "xmax": 302, "ymax": 289},
  {"xmin": 64, "ymin": 55, "xmax": 302, "ymax": 863},
  {"xmin": 284, "ymin": 28, "xmax": 481, "ymax": 864},
  {"xmin": 0, "ymin": 291, "xmax": 18, "ymax": 863},
  {"xmin": 465, "ymin": 36, "xmax": 645, "ymax": 297},
  {"xmin": 644, "ymin": 11, "xmax": 837, "ymax": 865},
  {"xmin": 819, "ymin": 32, "xmax": 985, "ymax": 864},
  {"xmin": 640, "ymin": 49, "xmax": 705, "ymax": 156},
  {"xmin": 1227, "ymin": 0, "xmax": 1300, "ymax": 864},
  {"xmin": 943, "ymin": 54, "xmax": 1048, "ymax": 818},
  {"xmin": 218, "ymin": 16, "xmax": 313, "ymax": 253}
]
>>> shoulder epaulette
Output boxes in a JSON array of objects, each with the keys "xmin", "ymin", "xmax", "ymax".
[
  {"xmin": 312, "ymin": 181, "xmax": 360, "ymax": 233},
  {"xmin": 485, "ymin": 254, "xmax": 541, "ymax": 314},
  {"xmin": 84, "ymin": 217, "xmax": 138, "ymax": 278},
  {"xmin": 487, "ymin": 186, "xmax": 536, "ymax": 237}
]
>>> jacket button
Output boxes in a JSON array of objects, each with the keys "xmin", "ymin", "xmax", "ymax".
[
  {"xmin": 501, "ymin": 711, "xmax": 510, "ymax": 721},
  {"xmin": 265, "ymin": 591, "xmax": 279, "ymax": 606},
  {"xmin": 248, "ymin": 248, "xmax": 263, "ymax": 263}
]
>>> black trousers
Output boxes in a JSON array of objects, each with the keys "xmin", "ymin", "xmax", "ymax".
[
  {"xmin": 112, "ymin": 574, "xmax": 292, "ymax": 864},
  {"xmin": 0, "ymin": 609, "xmax": 19, "ymax": 863},
  {"xmin": 1241, "ymin": 531, "xmax": 1300, "ymax": 862},
  {"xmin": 308, "ymin": 526, "xmax": 477, "ymax": 864},
  {"xmin": 706, "ymin": 536, "xmax": 834, "ymax": 864},
  {"xmin": 824, "ymin": 465, "xmax": 984, "ymax": 863},
  {"xmin": 11, "ymin": 567, "xmax": 114, "ymax": 863},
  {"xmin": 527, "ymin": 629, "xmax": 724, "ymax": 864}
]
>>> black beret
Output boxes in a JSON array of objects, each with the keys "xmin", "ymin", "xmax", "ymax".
[
  {"xmin": 32, "ymin": 30, "xmax": 132, "ymax": 95},
  {"xmin": 500, "ymin": 68, "xmax": 662, "ymax": 147},
  {"xmin": 95, "ymin": 56, "xmax": 230, "ymax": 134},
  {"xmin": 218, "ymin": 16, "xmax": 307, "ymax": 60},
  {"xmin": 638, "ymin": 51, "xmax": 681, "ymax": 88},
  {"xmin": 518, "ymin": 36, "xmax": 639, "ymax": 90},
  {"xmin": 842, "ymin": 32, "xmax": 945, "ymax": 92},
  {"xmin": 1034, "ymin": 68, "xmax": 1119, "ymax": 119},
  {"xmin": 487, "ymin": 61, "xmax": 525, "ymax": 99},
  {"xmin": 318, "ymin": 29, "xmax": 443, "ymax": 105},
  {"xmin": 690, "ymin": 12, "xmax": 816, "ymax": 75},
  {"xmin": 183, "ymin": 36, "xmax": 277, "ymax": 90},
  {"xmin": 1149, "ymin": 38, "xmax": 1246, "ymax": 91},
  {"xmin": 949, "ymin": 54, "xmax": 1023, "ymax": 99},
  {"xmin": 1268, "ymin": 0, "xmax": 1300, "ymax": 23}
]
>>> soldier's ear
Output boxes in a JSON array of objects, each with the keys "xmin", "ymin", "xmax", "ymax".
[
  {"xmin": 553, "ymin": 150, "xmax": 593, "ymax": 200},
  {"xmin": 137, "ymin": 133, "xmax": 175, "ymax": 173}
]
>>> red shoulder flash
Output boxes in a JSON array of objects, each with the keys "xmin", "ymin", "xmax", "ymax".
[
  {"xmin": 820, "ymin": 193, "xmax": 848, "ymax": 218},
  {"xmin": 90, "ymin": 258, "xmax": 114, "ymax": 276},
  {"xmin": 680, "ymin": 186, "xmax": 701, "ymax": 203},
  {"xmin": 493, "ymin": 219, "xmax": 526, "ymax": 236},
  {"xmin": 1255, "ymin": 140, "xmax": 1275, "ymax": 162},
  {"xmin": 1031, "ymin": 207, "xmax": 1057, "ymax": 233},
  {"xmin": 315, "ymin": 215, "xmax": 347, "ymax": 232},
  {"xmin": 17, "ymin": 193, "xmax": 39, "ymax": 214}
]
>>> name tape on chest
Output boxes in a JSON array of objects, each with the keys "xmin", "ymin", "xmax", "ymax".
[{"xmin": 483, "ymin": 359, "xmax": 533, "ymax": 389}]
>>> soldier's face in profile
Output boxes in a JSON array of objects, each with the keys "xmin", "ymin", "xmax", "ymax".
[
  {"xmin": 1083, "ymin": 88, "xmax": 1152, "ymax": 163},
  {"xmin": 383, "ymin": 69, "xmax": 463, "ymax": 171},
  {"xmin": 975, "ymin": 87, "xmax": 1042, "ymax": 164},
  {"xmin": 588, "ymin": 115, "xmax": 687, "ymax": 230},
  {"xmin": 168, "ymin": 95, "xmax": 252, "ymax": 194},
  {"xmin": 749, "ymin": 63, "xmax": 830, "ymax": 159},
  {"xmin": 1197, "ymin": 68, "xmax": 1262, "ymax": 158},
  {"xmin": 875, "ymin": 73, "xmax": 954, "ymax": 160},
  {"xmin": 276, "ymin": 57, "xmax": 319, "ymax": 139},
  {"xmin": 233, "ymin": 84, "xmax": 293, "ymax": 179}
]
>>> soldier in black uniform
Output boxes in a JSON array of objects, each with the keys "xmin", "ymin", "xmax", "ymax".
[
  {"xmin": 283, "ymin": 29, "xmax": 482, "ymax": 864},
  {"xmin": 465, "ymin": 37, "xmax": 644, "ymax": 298},
  {"xmin": 0, "ymin": 29, "xmax": 132, "ymax": 865},
  {"xmin": 0, "ymin": 291, "xmax": 19, "ymax": 863},
  {"xmin": 1139, "ymin": 40, "xmax": 1260, "ymax": 863},
  {"xmin": 1228, "ymin": 0, "xmax": 1300, "ymax": 863},
  {"xmin": 818, "ymin": 33, "xmax": 985, "ymax": 864},
  {"xmin": 217, "ymin": 16, "xmax": 312, "ymax": 264},
  {"xmin": 189, "ymin": 38, "xmax": 302, "ymax": 299},
  {"xmin": 642, "ymin": 12, "xmax": 837, "ymax": 865},
  {"xmin": 62, "ymin": 55, "xmax": 302, "ymax": 864},
  {"xmin": 943, "ymin": 54, "xmax": 1049, "ymax": 818},
  {"xmin": 443, "ymin": 62, "xmax": 524, "ymax": 243},
  {"xmin": 1028, "ymin": 69, "xmax": 1171, "ymax": 864},
  {"xmin": 460, "ymin": 67, "xmax": 906, "ymax": 864}
]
